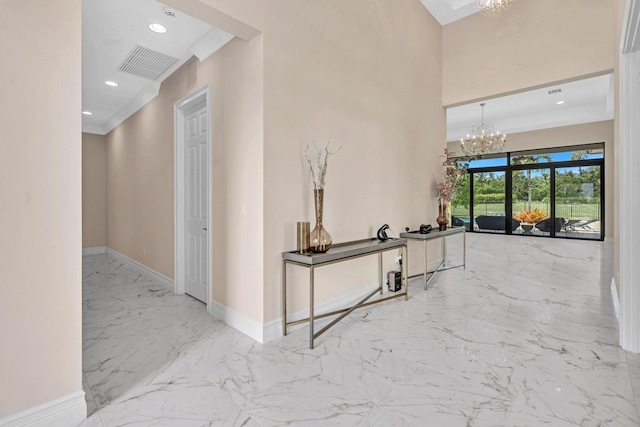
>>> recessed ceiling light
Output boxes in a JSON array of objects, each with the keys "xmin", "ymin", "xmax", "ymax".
[
  {"xmin": 149, "ymin": 23, "xmax": 167, "ymax": 34},
  {"xmin": 82, "ymin": 111, "xmax": 93, "ymax": 115},
  {"xmin": 556, "ymin": 101, "xmax": 565, "ymax": 105},
  {"xmin": 105, "ymin": 80, "xmax": 118, "ymax": 87}
]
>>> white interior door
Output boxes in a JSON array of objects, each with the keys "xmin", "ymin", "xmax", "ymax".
[{"xmin": 184, "ymin": 100, "xmax": 208, "ymax": 303}]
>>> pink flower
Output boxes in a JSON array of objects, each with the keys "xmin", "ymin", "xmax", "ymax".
[{"xmin": 436, "ymin": 148, "xmax": 468, "ymax": 205}]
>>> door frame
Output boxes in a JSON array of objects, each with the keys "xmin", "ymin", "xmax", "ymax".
[{"xmin": 174, "ymin": 84, "xmax": 212, "ymax": 309}]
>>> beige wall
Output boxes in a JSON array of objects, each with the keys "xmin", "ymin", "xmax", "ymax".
[
  {"xmin": 443, "ymin": 0, "xmax": 615, "ymax": 107},
  {"xmin": 151, "ymin": 0, "xmax": 446, "ymax": 326},
  {"xmin": 450, "ymin": 121, "xmax": 614, "ymax": 238},
  {"xmin": 260, "ymin": 0, "xmax": 444, "ymax": 321},
  {"xmin": 207, "ymin": 36, "xmax": 264, "ymax": 318},
  {"xmin": 83, "ymin": 133, "xmax": 107, "ymax": 248},
  {"xmin": 0, "ymin": 0, "xmax": 82, "ymax": 418},
  {"xmin": 105, "ymin": 36, "xmax": 265, "ymax": 319}
]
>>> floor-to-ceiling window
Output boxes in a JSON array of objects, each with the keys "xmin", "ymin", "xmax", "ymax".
[{"xmin": 451, "ymin": 143, "xmax": 604, "ymax": 241}]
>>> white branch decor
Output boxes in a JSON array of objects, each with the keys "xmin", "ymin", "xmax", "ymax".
[{"xmin": 304, "ymin": 142, "xmax": 341, "ymax": 189}]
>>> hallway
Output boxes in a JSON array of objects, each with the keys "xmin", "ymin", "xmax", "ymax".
[{"xmin": 81, "ymin": 234, "xmax": 640, "ymax": 426}]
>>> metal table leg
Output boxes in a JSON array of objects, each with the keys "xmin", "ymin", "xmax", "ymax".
[
  {"xmin": 404, "ymin": 244, "xmax": 409, "ymax": 300},
  {"xmin": 282, "ymin": 261, "xmax": 287, "ymax": 336},
  {"xmin": 309, "ymin": 266, "xmax": 315, "ymax": 349},
  {"xmin": 423, "ymin": 240, "xmax": 428, "ymax": 290},
  {"xmin": 378, "ymin": 252, "xmax": 383, "ymax": 295},
  {"xmin": 463, "ymin": 230, "xmax": 466, "ymax": 269}
]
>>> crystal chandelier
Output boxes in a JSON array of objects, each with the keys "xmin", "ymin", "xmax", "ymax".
[
  {"xmin": 475, "ymin": 0, "xmax": 517, "ymax": 15},
  {"xmin": 460, "ymin": 103, "xmax": 506, "ymax": 157}
]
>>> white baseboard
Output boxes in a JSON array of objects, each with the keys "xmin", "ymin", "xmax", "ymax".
[
  {"xmin": 208, "ymin": 299, "xmax": 264, "ymax": 343},
  {"xmin": 0, "ymin": 391, "xmax": 86, "ymax": 427},
  {"xmin": 82, "ymin": 246, "xmax": 106, "ymax": 256},
  {"xmin": 611, "ymin": 277, "xmax": 620, "ymax": 324},
  {"xmin": 262, "ymin": 285, "xmax": 377, "ymax": 343},
  {"xmin": 408, "ymin": 258, "xmax": 447, "ymax": 280},
  {"xmin": 106, "ymin": 247, "xmax": 174, "ymax": 290}
]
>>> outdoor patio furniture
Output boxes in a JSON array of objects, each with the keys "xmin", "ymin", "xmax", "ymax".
[
  {"xmin": 564, "ymin": 219, "xmax": 598, "ymax": 231},
  {"xmin": 476, "ymin": 215, "xmax": 520, "ymax": 232},
  {"xmin": 451, "ymin": 215, "xmax": 465, "ymax": 227},
  {"xmin": 536, "ymin": 217, "xmax": 565, "ymax": 233}
]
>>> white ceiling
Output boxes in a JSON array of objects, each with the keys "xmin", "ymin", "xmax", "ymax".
[
  {"xmin": 83, "ymin": 1, "xmax": 612, "ymax": 142},
  {"xmin": 420, "ymin": 0, "xmax": 480, "ymax": 25},
  {"xmin": 417, "ymin": 2, "xmax": 615, "ymax": 142},
  {"xmin": 82, "ymin": 0, "xmax": 233, "ymax": 135},
  {"xmin": 447, "ymin": 74, "xmax": 614, "ymax": 142}
]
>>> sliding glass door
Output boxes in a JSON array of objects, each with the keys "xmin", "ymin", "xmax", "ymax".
[
  {"xmin": 511, "ymin": 168, "xmax": 551, "ymax": 236},
  {"xmin": 453, "ymin": 143, "xmax": 604, "ymax": 241},
  {"xmin": 555, "ymin": 165, "xmax": 602, "ymax": 240},
  {"xmin": 473, "ymin": 171, "xmax": 506, "ymax": 234}
]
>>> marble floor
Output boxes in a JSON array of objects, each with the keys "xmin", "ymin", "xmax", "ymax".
[{"xmin": 81, "ymin": 234, "xmax": 640, "ymax": 426}]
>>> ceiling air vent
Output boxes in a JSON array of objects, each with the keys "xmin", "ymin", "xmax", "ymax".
[
  {"xmin": 117, "ymin": 45, "xmax": 179, "ymax": 81},
  {"xmin": 186, "ymin": 57, "xmax": 198, "ymax": 88},
  {"xmin": 548, "ymin": 89, "xmax": 563, "ymax": 95}
]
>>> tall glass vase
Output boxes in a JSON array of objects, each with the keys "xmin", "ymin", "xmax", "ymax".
[
  {"xmin": 310, "ymin": 188, "xmax": 332, "ymax": 253},
  {"xmin": 436, "ymin": 200, "xmax": 449, "ymax": 231}
]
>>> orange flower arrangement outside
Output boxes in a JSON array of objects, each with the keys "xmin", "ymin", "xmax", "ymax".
[{"xmin": 513, "ymin": 208, "xmax": 548, "ymax": 224}]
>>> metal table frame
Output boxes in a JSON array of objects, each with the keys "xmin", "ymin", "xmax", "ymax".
[
  {"xmin": 400, "ymin": 227, "xmax": 465, "ymax": 289},
  {"xmin": 282, "ymin": 238, "xmax": 408, "ymax": 349}
]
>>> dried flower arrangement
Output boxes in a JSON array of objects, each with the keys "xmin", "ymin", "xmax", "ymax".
[
  {"xmin": 513, "ymin": 208, "xmax": 548, "ymax": 224},
  {"xmin": 436, "ymin": 148, "xmax": 468, "ymax": 205},
  {"xmin": 304, "ymin": 142, "xmax": 341, "ymax": 189}
]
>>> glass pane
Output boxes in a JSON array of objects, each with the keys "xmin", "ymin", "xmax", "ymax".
[
  {"xmin": 511, "ymin": 147, "xmax": 604, "ymax": 165},
  {"xmin": 466, "ymin": 156, "xmax": 508, "ymax": 169},
  {"xmin": 511, "ymin": 168, "xmax": 551, "ymax": 236},
  {"xmin": 451, "ymin": 173, "xmax": 471, "ymax": 231},
  {"xmin": 473, "ymin": 171, "xmax": 506, "ymax": 233},
  {"xmin": 555, "ymin": 166, "xmax": 601, "ymax": 240},
  {"xmin": 511, "ymin": 154, "xmax": 553, "ymax": 165}
]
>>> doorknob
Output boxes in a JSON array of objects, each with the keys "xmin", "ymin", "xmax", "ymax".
[{"xmin": 202, "ymin": 228, "xmax": 208, "ymax": 231}]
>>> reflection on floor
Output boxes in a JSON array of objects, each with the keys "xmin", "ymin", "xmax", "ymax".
[{"xmin": 81, "ymin": 235, "xmax": 639, "ymax": 426}]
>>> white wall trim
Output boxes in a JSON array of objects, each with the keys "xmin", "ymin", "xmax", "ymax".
[
  {"xmin": 0, "ymin": 391, "xmax": 86, "ymax": 427},
  {"xmin": 82, "ymin": 246, "xmax": 106, "ymax": 256},
  {"xmin": 622, "ymin": 0, "xmax": 640, "ymax": 53},
  {"xmin": 106, "ymin": 247, "xmax": 174, "ymax": 290},
  {"xmin": 209, "ymin": 299, "xmax": 264, "ymax": 343},
  {"xmin": 619, "ymin": 7, "xmax": 640, "ymax": 352},
  {"xmin": 215, "ymin": 279, "xmax": 419, "ymax": 344},
  {"xmin": 612, "ymin": 277, "xmax": 620, "ymax": 325},
  {"xmin": 407, "ymin": 259, "xmax": 447, "ymax": 281},
  {"xmin": 189, "ymin": 28, "xmax": 234, "ymax": 62}
]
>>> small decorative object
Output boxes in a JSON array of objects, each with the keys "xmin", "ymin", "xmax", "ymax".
[
  {"xmin": 436, "ymin": 148, "xmax": 468, "ymax": 232},
  {"xmin": 296, "ymin": 221, "xmax": 310, "ymax": 254},
  {"xmin": 513, "ymin": 208, "xmax": 548, "ymax": 225},
  {"xmin": 387, "ymin": 270, "xmax": 402, "ymax": 292},
  {"xmin": 513, "ymin": 208, "xmax": 548, "ymax": 235},
  {"xmin": 419, "ymin": 224, "xmax": 432, "ymax": 234},
  {"xmin": 377, "ymin": 224, "xmax": 390, "ymax": 242},
  {"xmin": 305, "ymin": 142, "xmax": 340, "ymax": 253},
  {"xmin": 520, "ymin": 223, "xmax": 534, "ymax": 235}
]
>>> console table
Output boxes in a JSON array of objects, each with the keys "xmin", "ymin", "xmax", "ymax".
[
  {"xmin": 400, "ymin": 226, "xmax": 465, "ymax": 289},
  {"xmin": 282, "ymin": 238, "xmax": 408, "ymax": 349}
]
